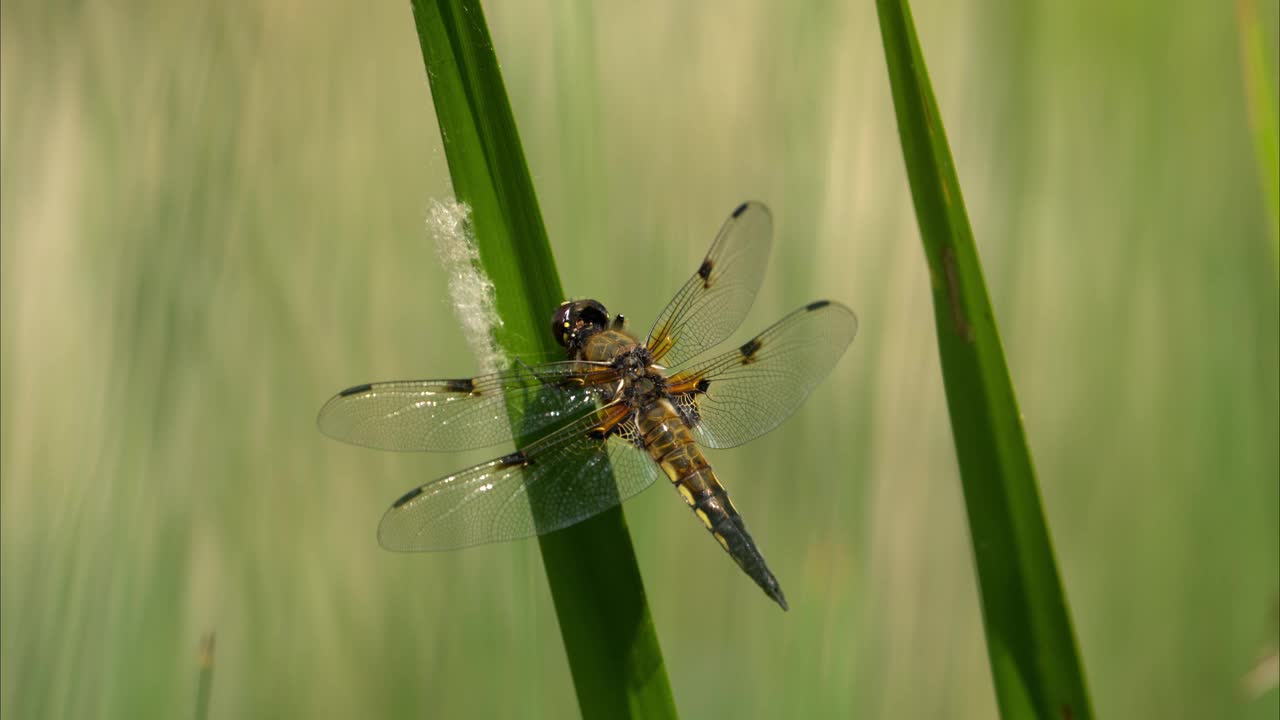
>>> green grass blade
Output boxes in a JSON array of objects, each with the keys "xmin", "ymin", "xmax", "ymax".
[
  {"xmin": 405, "ymin": 2, "xmax": 677, "ymax": 717},
  {"xmin": 1235, "ymin": 0, "xmax": 1280, "ymax": 278},
  {"xmin": 874, "ymin": 2, "xmax": 1094, "ymax": 718},
  {"xmin": 193, "ymin": 633, "xmax": 215, "ymax": 720}
]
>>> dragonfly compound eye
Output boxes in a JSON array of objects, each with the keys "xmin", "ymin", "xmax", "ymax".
[
  {"xmin": 551, "ymin": 299, "xmax": 610, "ymax": 348},
  {"xmin": 551, "ymin": 301, "xmax": 575, "ymax": 346}
]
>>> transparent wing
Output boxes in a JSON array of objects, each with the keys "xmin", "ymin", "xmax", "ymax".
[
  {"xmin": 317, "ymin": 361, "xmax": 619, "ymax": 452},
  {"xmin": 378, "ymin": 404, "xmax": 663, "ymax": 551},
  {"xmin": 646, "ymin": 201, "xmax": 773, "ymax": 368},
  {"xmin": 668, "ymin": 300, "xmax": 858, "ymax": 449}
]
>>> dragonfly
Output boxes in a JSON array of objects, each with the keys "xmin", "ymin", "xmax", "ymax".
[{"xmin": 318, "ymin": 202, "xmax": 858, "ymax": 610}]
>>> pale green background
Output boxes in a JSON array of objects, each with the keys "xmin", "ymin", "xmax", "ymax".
[{"xmin": 2, "ymin": 1, "xmax": 1277, "ymax": 718}]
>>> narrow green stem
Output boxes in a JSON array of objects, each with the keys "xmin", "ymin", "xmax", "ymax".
[
  {"xmin": 405, "ymin": 1, "xmax": 677, "ymax": 717},
  {"xmin": 193, "ymin": 633, "xmax": 215, "ymax": 720},
  {"xmin": 874, "ymin": 1, "xmax": 1094, "ymax": 717},
  {"xmin": 1236, "ymin": 0, "xmax": 1280, "ymax": 279}
]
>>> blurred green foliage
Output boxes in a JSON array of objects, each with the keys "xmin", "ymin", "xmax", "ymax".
[{"xmin": 2, "ymin": 1, "xmax": 1277, "ymax": 718}]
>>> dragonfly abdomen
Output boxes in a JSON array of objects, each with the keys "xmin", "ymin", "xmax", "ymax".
[{"xmin": 639, "ymin": 400, "xmax": 789, "ymax": 610}]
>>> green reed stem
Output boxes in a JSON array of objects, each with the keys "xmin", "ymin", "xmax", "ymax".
[
  {"xmin": 874, "ymin": 1, "xmax": 1095, "ymax": 717},
  {"xmin": 405, "ymin": 2, "xmax": 677, "ymax": 717}
]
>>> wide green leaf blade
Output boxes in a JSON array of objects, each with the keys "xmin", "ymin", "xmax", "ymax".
[
  {"xmin": 406, "ymin": 1, "xmax": 677, "ymax": 717},
  {"xmin": 874, "ymin": 1, "xmax": 1094, "ymax": 718}
]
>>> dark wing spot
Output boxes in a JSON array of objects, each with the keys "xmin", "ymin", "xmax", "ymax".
[
  {"xmin": 695, "ymin": 377, "xmax": 711, "ymax": 394},
  {"xmin": 805, "ymin": 299, "xmax": 830, "ymax": 311},
  {"xmin": 444, "ymin": 378, "xmax": 476, "ymax": 393},
  {"xmin": 392, "ymin": 486, "xmax": 424, "ymax": 509},
  {"xmin": 497, "ymin": 450, "xmax": 531, "ymax": 468},
  {"xmin": 339, "ymin": 383, "xmax": 372, "ymax": 397},
  {"xmin": 738, "ymin": 337, "xmax": 762, "ymax": 363},
  {"xmin": 697, "ymin": 258, "xmax": 714, "ymax": 287},
  {"xmin": 732, "ymin": 202, "xmax": 749, "ymax": 218}
]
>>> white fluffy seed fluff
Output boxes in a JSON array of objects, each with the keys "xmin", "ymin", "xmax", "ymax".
[{"xmin": 427, "ymin": 199, "xmax": 506, "ymax": 374}]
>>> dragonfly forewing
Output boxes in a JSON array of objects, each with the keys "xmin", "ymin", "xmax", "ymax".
[
  {"xmin": 646, "ymin": 202, "xmax": 773, "ymax": 368},
  {"xmin": 317, "ymin": 361, "xmax": 618, "ymax": 452}
]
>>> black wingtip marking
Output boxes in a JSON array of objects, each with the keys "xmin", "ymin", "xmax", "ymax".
[
  {"xmin": 339, "ymin": 383, "xmax": 373, "ymax": 397},
  {"xmin": 392, "ymin": 486, "xmax": 424, "ymax": 509},
  {"xmin": 805, "ymin": 299, "xmax": 830, "ymax": 311},
  {"xmin": 732, "ymin": 202, "xmax": 749, "ymax": 218},
  {"xmin": 444, "ymin": 378, "xmax": 476, "ymax": 393},
  {"xmin": 738, "ymin": 337, "xmax": 762, "ymax": 362}
]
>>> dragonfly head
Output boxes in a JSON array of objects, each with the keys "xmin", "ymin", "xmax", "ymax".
[{"xmin": 552, "ymin": 299, "xmax": 610, "ymax": 352}]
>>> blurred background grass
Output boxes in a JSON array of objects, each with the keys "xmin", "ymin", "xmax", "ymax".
[{"xmin": 2, "ymin": 0, "xmax": 1277, "ymax": 718}]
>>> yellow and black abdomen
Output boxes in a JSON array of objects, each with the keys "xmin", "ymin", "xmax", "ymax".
[{"xmin": 639, "ymin": 400, "xmax": 788, "ymax": 610}]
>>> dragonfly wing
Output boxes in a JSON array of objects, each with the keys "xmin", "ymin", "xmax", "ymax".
[
  {"xmin": 646, "ymin": 202, "xmax": 773, "ymax": 368},
  {"xmin": 378, "ymin": 404, "xmax": 662, "ymax": 551},
  {"xmin": 317, "ymin": 361, "xmax": 618, "ymax": 452},
  {"xmin": 669, "ymin": 300, "xmax": 857, "ymax": 449}
]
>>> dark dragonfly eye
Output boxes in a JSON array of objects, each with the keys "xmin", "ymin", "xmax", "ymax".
[
  {"xmin": 550, "ymin": 299, "xmax": 610, "ymax": 348},
  {"xmin": 551, "ymin": 302, "xmax": 574, "ymax": 346}
]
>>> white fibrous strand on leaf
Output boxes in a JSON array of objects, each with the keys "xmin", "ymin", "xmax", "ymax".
[{"xmin": 428, "ymin": 199, "xmax": 505, "ymax": 374}]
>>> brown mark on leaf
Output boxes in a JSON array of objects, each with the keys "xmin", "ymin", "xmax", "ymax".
[{"xmin": 943, "ymin": 246, "xmax": 973, "ymax": 343}]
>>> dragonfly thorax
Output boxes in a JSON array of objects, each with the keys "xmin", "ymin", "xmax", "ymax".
[
  {"xmin": 613, "ymin": 345, "xmax": 668, "ymax": 406},
  {"xmin": 611, "ymin": 343, "xmax": 653, "ymax": 374}
]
